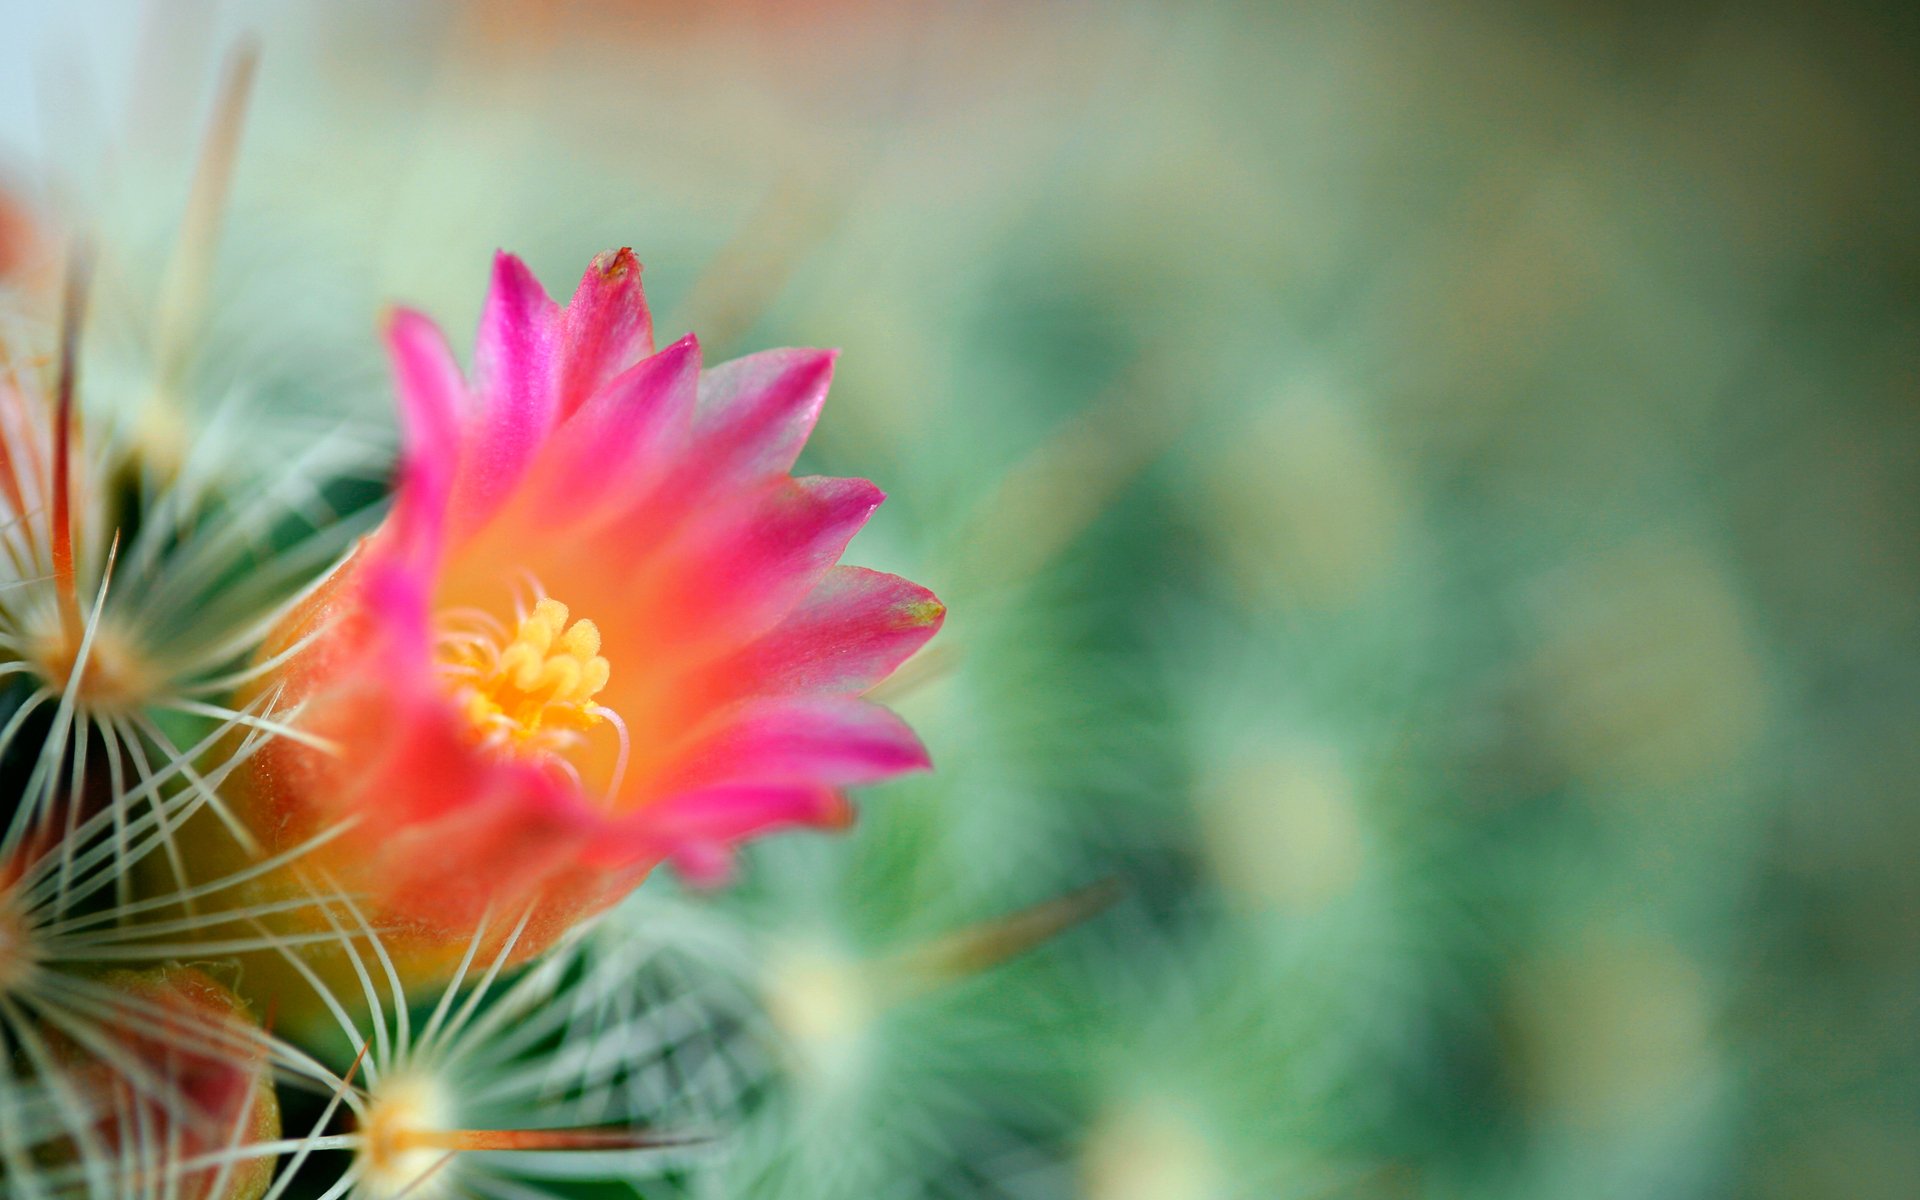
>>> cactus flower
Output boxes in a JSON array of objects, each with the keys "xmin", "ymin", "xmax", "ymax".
[{"xmin": 238, "ymin": 249, "xmax": 942, "ymax": 968}]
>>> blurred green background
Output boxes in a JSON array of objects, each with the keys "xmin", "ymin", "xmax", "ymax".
[{"xmin": 3, "ymin": 2, "xmax": 1917, "ymax": 1197}]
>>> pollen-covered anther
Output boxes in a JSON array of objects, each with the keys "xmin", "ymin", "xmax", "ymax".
[{"xmin": 438, "ymin": 596, "xmax": 614, "ymax": 758}]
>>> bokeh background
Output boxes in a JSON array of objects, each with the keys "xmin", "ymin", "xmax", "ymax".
[{"xmin": 3, "ymin": 2, "xmax": 1918, "ymax": 1197}]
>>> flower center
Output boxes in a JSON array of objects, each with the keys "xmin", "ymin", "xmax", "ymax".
[
  {"xmin": 436, "ymin": 596, "xmax": 613, "ymax": 760},
  {"xmin": 360, "ymin": 1073, "xmax": 454, "ymax": 1199},
  {"xmin": 27, "ymin": 619, "xmax": 154, "ymax": 713}
]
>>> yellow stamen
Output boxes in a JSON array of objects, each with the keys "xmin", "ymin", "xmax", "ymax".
[{"xmin": 438, "ymin": 596, "xmax": 612, "ymax": 758}]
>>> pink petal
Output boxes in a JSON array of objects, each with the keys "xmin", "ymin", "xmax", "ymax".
[
  {"xmin": 639, "ymin": 782, "xmax": 849, "ymax": 841},
  {"xmin": 555, "ymin": 247, "xmax": 653, "ymax": 421},
  {"xmin": 612, "ymin": 782, "xmax": 853, "ymax": 880},
  {"xmin": 587, "ymin": 347, "xmax": 838, "ymax": 559},
  {"xmin": 519, "ymin": 334, "xmax": 699, "ymax": 523},
  {"xmin": 652, "ymin": 695, "xmax": 931, "ymax": 796},
  {"xmin": 694, "ymin": 566, "xmax": 945, "ymax": 701},
  {"xmin": 669, "ymin": 840, "xmax": 736, "ymax": 887},
  {"xmin": 455, "ymin": 251, "xmax": 559, "ymax": 534},
  {"xmin": 351, "ymin": 560, "xmax": 441, "ymax": 695},
  {"xmin": 683, "ymin": 348, "xmax": 836, "ymax": 495},
  {"xmin": 636, "ymin": 474, "xmax": 886, "ymax": 655},
  {"xmin": 382, "ymin": 309, "xmax": 465, "ymax": 571}
]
